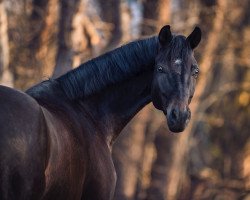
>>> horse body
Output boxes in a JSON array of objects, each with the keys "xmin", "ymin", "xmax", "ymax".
[
  {"xmin": 41, "ymin": 103, "xmax": 116, "ymax": 200},
  {"xmin": 0, "ymin": 84, "xmax": 117, "ymax": 200},
  {"xmin": 0, "ymin": 86, "xmax": 46, "ymax": 199},
  {"xmin": 0, "ymin": 26, "xmax": 201, "ymax": 199},
  {"xmin": 28, "ymin": 49, "xmax": 153, "ymax": 200}
]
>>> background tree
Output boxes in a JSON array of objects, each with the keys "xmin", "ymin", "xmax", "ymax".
[{"xmin": 0, "ymin": 0, "xmax": 12, "ymax": 86}]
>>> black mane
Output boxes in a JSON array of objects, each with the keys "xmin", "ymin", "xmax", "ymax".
[
  {"xmin": 27, "ymin": 35, "xmax": 191, "ymax": 104},
  {"xmin": 56, "ymin": 37, "xmax": 158, "ymax": 100}
]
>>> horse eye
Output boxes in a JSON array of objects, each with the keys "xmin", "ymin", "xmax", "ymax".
[
  {"xmin": 157, "ymin": 66, "xmax": 164, "ymax": 73},
  {"xmin": 192, "ymin": 65, "xmax": 199, "ymax": 78}
]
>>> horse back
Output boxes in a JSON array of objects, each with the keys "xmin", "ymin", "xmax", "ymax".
[{"xmin": 0, "ymin": 85, "xmax": 47, "ymax": 199}]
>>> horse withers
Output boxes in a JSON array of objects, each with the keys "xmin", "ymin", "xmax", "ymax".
[{"xmin": 0, "ymin": 25, "xmax": 201, "ymax": 199}]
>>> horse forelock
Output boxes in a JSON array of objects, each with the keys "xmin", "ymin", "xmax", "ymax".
[{"xmin": 168, "ymin": 35, "xmax": 191, "ymax": 62}]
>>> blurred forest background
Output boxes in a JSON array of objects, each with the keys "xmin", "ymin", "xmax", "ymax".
[{"xmin": 0, "ymin": 0, "xmax": 250, "ymax": 199}]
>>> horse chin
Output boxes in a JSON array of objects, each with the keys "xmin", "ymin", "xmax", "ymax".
[
  {"xmin": 166, "ymin": 116, "xmax": 189, "ymax": 133},
  {"xmin": 167, "ymin": 124, "xmax": 185, "ymax": 133}
]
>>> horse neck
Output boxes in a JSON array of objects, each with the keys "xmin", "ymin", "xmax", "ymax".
[
  {"xmin": 56, "ymin": 36, "xmax": 158, "ymax": 145},
  {"xmin": 84, "ymin": 69, "xmax": 153, "ymax": 145}
]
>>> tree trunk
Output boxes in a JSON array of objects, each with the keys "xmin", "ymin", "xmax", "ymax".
[
  {"xmin": 142, "ymin": 0, "xmax": 170, "ymax": 36},
  {"xmin": 145, "ymin": 126, "xmax": 176, "ymax": 200},
  {"xmin": 0, "ymin": 0, "xmax": 13, "ymax": 86},
  {"xmin": 113, "ymin": 106, "xmax": 152, "ymax": 200},
  {"xmin": 35, "ymin": 0, "xmax": 60, "ymax": 78},
  {"xmin": 99, "ymin": 0, "xmax": 122, "ymax": 52},
  {"xmin": 52, "ymin": 0, "xmax": 80, "ymax": 78},
  {"xmin": 7, "ymin": 0, "xmax": 59, "ymax": 89}
]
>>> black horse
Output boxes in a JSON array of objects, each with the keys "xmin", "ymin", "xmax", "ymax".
[{"xmin": 0, "ymin": 25, "xmax": 201, "ymax": 200}]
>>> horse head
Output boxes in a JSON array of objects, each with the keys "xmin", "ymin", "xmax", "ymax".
[{"xmin": 151, "ymin": 25, "xmax": 202, "ymax": 133}]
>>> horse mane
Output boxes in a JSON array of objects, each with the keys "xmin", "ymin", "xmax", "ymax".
[
  {"xmin": 56, "ymin": 36, "xmax": 158, "ymax": 100},
  {"xmin": 27, "ymin": 35, "xmax": 190, "ymax": 103}
]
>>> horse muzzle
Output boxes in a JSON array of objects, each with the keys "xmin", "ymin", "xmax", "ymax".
[{"xmin": 165, "ymin": 104, "xmax": 191, "ymax": 133}]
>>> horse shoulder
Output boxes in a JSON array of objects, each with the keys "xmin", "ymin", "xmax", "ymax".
[{"xmin": 41, "ymin": 107, "xmax": 88, "ymax": 199}]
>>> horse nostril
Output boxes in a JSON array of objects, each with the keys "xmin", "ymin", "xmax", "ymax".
[{"xmin": 170, "ymin": 108, "xmax": 178, "ymax": 121}]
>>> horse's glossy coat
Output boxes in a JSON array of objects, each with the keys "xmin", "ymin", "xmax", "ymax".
[{"xmin": 0, "ymin": 26, "xmax": 201, "ymax": 199}]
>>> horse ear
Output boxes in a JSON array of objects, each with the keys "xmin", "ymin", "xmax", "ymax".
[
  {"xmin": 187, "ymin": 26, "xmax": 202, "ymax": 49},
  {"xmin": 158, "ymin": 25, "xmax": 173, "ymax": 46}
]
